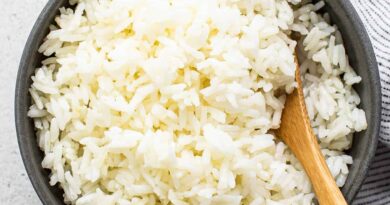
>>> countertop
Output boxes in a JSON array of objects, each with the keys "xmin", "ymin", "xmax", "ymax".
[{"xmin": 0, "ymin": 0, "xmax": 47, "ymax": 204}]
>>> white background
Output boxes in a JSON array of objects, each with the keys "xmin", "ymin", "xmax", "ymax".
[{"xmin": 0, "ymin": 0, "xmax": 47, "ymax": 204}]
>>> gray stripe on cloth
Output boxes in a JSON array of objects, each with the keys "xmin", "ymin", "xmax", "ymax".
[
  {"xmin": 353, "ymin": 143, "xmax": 390, "ymax": 205},
  {"xmin": 350, "ymin": 0, "xmax": 390, "ymax": 146},
  {"xmin": 346, "ymin": 0, "xmax": 390, "ymax": 204}
]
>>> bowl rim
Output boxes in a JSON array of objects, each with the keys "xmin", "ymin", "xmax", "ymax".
[
  {"xmin": 328, "ymin": 0, "xmax": 380, "ymax": 201},
  {"xmin": 15, "ymin": 1, "xmax": 68, "ymax": 204},
  {"xmin": 15, "ymin": 0, "xmax": 381, "ymax": 204}
]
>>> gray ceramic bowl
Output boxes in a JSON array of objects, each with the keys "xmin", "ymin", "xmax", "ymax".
[{"xmin": 15, "ymin": 0, "xmax": 381, "ymax": 204}]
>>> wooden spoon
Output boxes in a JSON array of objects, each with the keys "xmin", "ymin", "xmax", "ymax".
[{"xmin": 275, "ymin": 60, "xmax": 348, "ymax": 205}]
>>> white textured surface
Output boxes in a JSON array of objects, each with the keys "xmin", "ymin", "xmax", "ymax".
[{"xmin": 0, "ymin": 0, "xmax": 47, "ymax": 204}]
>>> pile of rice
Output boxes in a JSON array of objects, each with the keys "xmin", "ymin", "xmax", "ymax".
[{"xmin": 28, "ymin": 0, "xmax": 367, "ymax": 204}]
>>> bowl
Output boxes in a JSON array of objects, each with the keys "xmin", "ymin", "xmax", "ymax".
[{"xmin": 15, "ymin": 0, "xmax": 381, "ymax": 204}]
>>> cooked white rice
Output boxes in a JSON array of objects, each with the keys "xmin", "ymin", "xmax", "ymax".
[{"xmin": 28, "ymin": 0, "xmax": 367, "ymax": 204}]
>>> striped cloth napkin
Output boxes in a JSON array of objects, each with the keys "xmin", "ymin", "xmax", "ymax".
[{"xmin": 349, "ymin": 0, "xmax": 390, "ymax": 204}]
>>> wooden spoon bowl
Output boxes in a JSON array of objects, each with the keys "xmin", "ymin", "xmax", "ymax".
[{"xmin": 275, "ymin": 61, "xmax": 348, "ymax": 205}]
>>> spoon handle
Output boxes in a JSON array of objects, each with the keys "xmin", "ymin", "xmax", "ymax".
[{"xmin": 276, "ymin": 67, "xmax": 348, "ymax": 205}]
